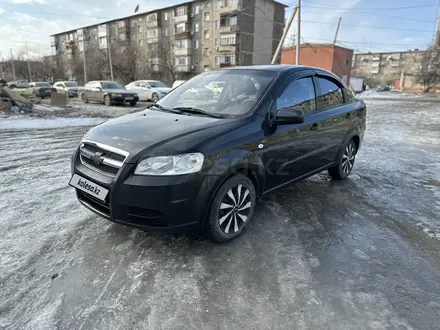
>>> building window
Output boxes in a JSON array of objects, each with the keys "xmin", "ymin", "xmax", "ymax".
[
  {"xmin": 147, "ymin": 29, "xmax": 158, "ymax": 38},
  {"xmin": 175, "ymin": 57, "xmax": 188, "ymax": 65},
  {"xmin": 226, "ymin": 0, "xmax": 232, "ymax": 7},
  {"xmin": 175, "ymin": 23, "xmax": 186, "ymax": 34},
  {"xmin": 215, "ymin": 56, "xmax": 220, "ymax": 65},
  {"xmin": 174, "ymin": 39, "xmax": 189, "ymax": 49},
  {"xmin": 147, "ymin": 13, "xmax": 157, "ymax": 21},
  {"xmin": 204, "ymin": 48, "xmax": 209, "ymax": 56},
  {"xmin": 138, "ymin": 25, "xmax": 142, "ymax": 33},
  {"xmin": 220, "ymin": 33, "xmax": 236, "ymax": 45},
  {"xmin": 194, "ymin": 23, "xmax": 199, "ymax": 32},
  {"xmin": 220, "ymin": 15, "xmax": 237, "ymax": 27},
  {"xmin": 175, "ymin": 6, "xmax": 186, "ymax": 16},
  {"xmin": 99, "ymin": 37, "xmax": 107, "ymax": 45},
  {"xmin": 164, "ymin": 12, "xmax": 168, "ymax": 20},
  {"xmin": 204, "ymin": 12, "xmax": 210, "ymax": 21},
  {"xmin": 195, "ymin": 5, "xmax": 200, "ymax": 14},
  {"xmin": 119, "ymin": 33, "xmax": 126, "ymax": 41},
  {"xmin": 204, "ymin": 30, "xmax": 210, "ymax": 39},
  {"xmin": 218, "ymin": 53, "xmax": 235, "ymax": 64},
  {"xmin": 138, "ymin": 39, "xmax": 143, "ymax": 46},
  {"xmin": 164, "ymin": 28, "xmax": 168, "ymax": 36},
  {"xmin": 117, "ymin": 21, "xmax": 125, "ymax": 28},
  {"xmin": 67, "ymin": 54, "xmax": 72, "ymax": 60},
  {"xmin": 194, "ymin": 40, "xmax": 199, "ymax": 49},
  {"xmin": 193, "ymin": 57, "xmax": 199, "ymax": 65},
  {"xmin": 217, "ymin": 0, "xmax": 223, "ymax": 9}
]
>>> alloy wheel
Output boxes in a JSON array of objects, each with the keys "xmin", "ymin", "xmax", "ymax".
[
  {"xmin": 152, "ymin": 93, "xmax": 159, "ymax": 102},
  {"xmin": 218, "ymin": 184, "xmax": 252, "ymax": 234},
  {"xmin": 342, "ymin": 143, "xmax": 355, "ymax": 174}
]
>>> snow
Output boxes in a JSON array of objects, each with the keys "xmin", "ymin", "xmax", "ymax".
[
  {"xmin": 0, "ymin": 116, "xmax": 107, "ymax": 130},
  {"xmin": 360, "ymin": 90, "xmax": 426, "ymax": 98}
]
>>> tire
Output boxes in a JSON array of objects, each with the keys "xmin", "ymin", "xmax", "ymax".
[
  {"xmin": 328, "ymin": 139, "xmax": 357, "ymax": 180},
  {"xmin": 81, "ymin": 93, "xmax": 89, "ymax": 103},
  {"xmin": 205, "ymin": 174, "xmax": 257, "ymax": 243},
  {"xmin": 129, "ymin": 101, "xmax": 137, "ymax": 106},
  {"xmin": 10, "ymin": 85, "xmax": 16, "ymax": 89},
  {"xmin": 104, "ymin": 95, "xmax": 112, "ymax": 106},
  {"xmin": 151, "ymin": 93, "xmax": 159, "ymax": 103}
]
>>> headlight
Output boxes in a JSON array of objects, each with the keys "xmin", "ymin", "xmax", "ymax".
[
  {"xmin": 133, "ymin": 93, "xmax": 138, "ymax": 97},
  {"xmin": 134, "ymin": 153, "xmax": 204, "ymax": 175}
]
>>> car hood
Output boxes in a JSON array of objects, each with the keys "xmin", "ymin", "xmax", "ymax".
[
  {"xmin": 154, "ymin": 87, "xmax": 172, "ymax": 94},
  {"xmin": 66, "ymin": 87, "xmax": 79, "ymax": 91},
  {"xmin": 82, "ymin": 109, "xmax": 233, "ymax": 163},
  {"xmin": 102, "ymin": 88, "xmax": 133, "ymax": 94}
]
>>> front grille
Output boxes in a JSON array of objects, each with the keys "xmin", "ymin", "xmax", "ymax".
[{"xmin": 79, "ymin": 141, "xmax": 128, "ymax": 177}]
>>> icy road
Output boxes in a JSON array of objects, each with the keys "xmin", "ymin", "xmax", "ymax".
[{"xmin": 1, "ymin": 100, "xmax": 440, "ymax": 330}]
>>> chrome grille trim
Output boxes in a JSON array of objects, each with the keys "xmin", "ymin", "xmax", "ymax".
[{"xmin": 79, "ymin": 140, "xmax": 128, "ymax": 176}]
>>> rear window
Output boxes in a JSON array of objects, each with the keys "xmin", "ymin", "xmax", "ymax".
[{"xmin": 36, "ymin": 82, "xmax": 51, "ymax": 87}]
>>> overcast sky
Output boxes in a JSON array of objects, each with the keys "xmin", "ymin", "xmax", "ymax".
[{"xmin": 0, "ymin": 0, "xmax": 438, "ymax": 60}]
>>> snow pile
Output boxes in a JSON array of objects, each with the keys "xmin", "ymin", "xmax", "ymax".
[
  {"xmin": 360, "ymin": 90, "xmax": 425, "ymax": 98},
  {"xmin": 0, "ymin": 116, "xmax": 106, "ymax": 130}
]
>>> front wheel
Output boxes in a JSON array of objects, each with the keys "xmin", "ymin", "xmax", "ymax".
[
  {"xmin": 151, "ymin": 93, "xmax": 159, "ymax": 103},
  {"xmin": 328, "ymin": 139, "xmax": 357, "ymax": 180},
  {"xmin": 129, "ymin": 101, "xmax": 137, "ymax": 106},
  {"xmin": 206, "ymin": 174, "xmax": 256, "ymax": 243}
]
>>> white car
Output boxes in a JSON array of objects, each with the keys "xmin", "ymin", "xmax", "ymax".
[
  {"xmin": 53, "ymin": 81, "xmax": 80, "ymax": 97},
  {"xmin": 125, "ymin": 80, "xmax": 171, "ymax": 102},
  {"xmin": 7, "ymin": 79, "xmax": 28, "ymax": 89}
]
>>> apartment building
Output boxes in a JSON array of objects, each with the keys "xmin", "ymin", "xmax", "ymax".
[
  {"xmin": 351, "ymin": 50, "xmax": 426, "ymax": 90},
  {"xmin": 49, "ymin": 0, "xmax": 286, "ymax": 84}
]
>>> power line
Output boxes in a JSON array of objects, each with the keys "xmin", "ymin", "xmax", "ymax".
[
  {"xmin": 302, "ymin": 1, "xmax": 438, "ymax": 11},
  {"xmin": 301, "ymin": 19, "xmax": 433, "ymax": 32}
]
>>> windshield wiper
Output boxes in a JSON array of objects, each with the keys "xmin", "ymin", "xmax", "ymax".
[
  {"xmin": 173, "ymin": 107, "xmax": 224, "ymax": 118},
  {"xmin": 149, "ymin": 103, "xmax": 184, "ymax": 114}
]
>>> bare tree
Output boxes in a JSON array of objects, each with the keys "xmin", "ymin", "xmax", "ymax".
[
  {"xmin": 148, "ymin": 38, "xmax": 177, "ymax": 84},
  {"xmin": 418, "ymin": 47, "xmax": 440, "ymax": 91},
  {"xmin": 111, "ymin": 45, "xmax": 140, "ymax": 84}
]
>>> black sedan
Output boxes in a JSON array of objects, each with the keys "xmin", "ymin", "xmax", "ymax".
[
  {"xmin": 69, "ymin": 65, "xmax": 366, "ymax": 242},
  {"xmin": 28, "ymin": 82, "xmax": 57, "ymax": 99}
]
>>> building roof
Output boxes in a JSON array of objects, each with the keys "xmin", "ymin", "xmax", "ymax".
[
  {"xmin": 51, "ymin": 0, "xmax": 288, "ymax": 37},
  {"xmin": 353, "ymin": 49, "xmax": 426, "ymax": 55}
]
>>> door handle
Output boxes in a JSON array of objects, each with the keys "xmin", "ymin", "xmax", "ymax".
[{"xmin": 310, "ymin": 123, "xmax": 319, "ymax": 131}]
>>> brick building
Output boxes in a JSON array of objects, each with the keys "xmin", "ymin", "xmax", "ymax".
[{"xmin": 281, "ymin": 43, "xmax": 353, "ymax": 84}]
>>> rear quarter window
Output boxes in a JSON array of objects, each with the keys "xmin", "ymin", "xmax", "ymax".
[{"xmin": 317, "ymin": 76, "xmax": 344, "ymax": 110}]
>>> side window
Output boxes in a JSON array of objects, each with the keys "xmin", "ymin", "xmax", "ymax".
[
  {"xmin": 276, "ymin": 77, "xmax": 316, "ymax": 114},
  {"xmin": 317, "ymin": 76, "xmax": 344, "ymax": 109},
  {"xmin": 134, "ymin": 82, "xmax": 140, "ymax": 87}
]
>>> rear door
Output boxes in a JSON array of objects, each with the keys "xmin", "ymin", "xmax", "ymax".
[{"xmin": 313, "ymin": 74, "xmax": 355, "ymax": 166}]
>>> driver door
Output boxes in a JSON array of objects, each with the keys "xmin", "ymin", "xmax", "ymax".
[{"xmin": 262, "ymin": 71, "xmax": 325, "ymax": 191}]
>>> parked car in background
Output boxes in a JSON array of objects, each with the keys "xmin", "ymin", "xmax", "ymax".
[
  {"xmin": 27, "ymin": 82, "xmax": 57, "ymax": 99},
  {"xmin": 7, "ymin": 79, "xmax": 28, "ymax": 89},
  {"xmin": 69, "ymin": 65, "xmax": 366, "ymax": 242},
  {"xmin": 376, "ymin": 85, "xmax": 391, "ymax": 92},
  {"xmin": 125, "ymin": 80, "xmax": 171, "ymax": 102},
  {"xmin": 54, "ymin": 81, "xmax": 80, "ymax": 97},
  {"xmin": 172, "ymin": 80, "xmax": 186, "ymax": 89},
  {"xmin": 79, "ymin": 81, "xmax": 139, "ymax": 106}
]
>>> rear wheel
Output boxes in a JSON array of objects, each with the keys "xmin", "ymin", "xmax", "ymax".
[
  {"xmin": 104, "ymin": 95, "xmax": 112, "ymax": 106},
  {"xmin": 328, "ymin": 139, "xmax": 357, "ymax": 180},
  {"xmin": 206, "ymin": 174, "xmax": 256, "ymax": 243},
  {"xmin": 129, "ymin": 101, "xmax": 137, "ymax": 106},
  {"xmin": 81, "ymin": 93, "xmax": 89, "ymax": 103}
]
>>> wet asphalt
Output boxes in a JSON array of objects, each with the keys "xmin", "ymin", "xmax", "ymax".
[{"xmin": 1, "ymin": 99, "xmax": 440, "ymax": 329}]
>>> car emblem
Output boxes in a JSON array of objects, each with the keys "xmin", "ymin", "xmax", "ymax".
[{"xmin": 90, "ymin": 152, "xmax": 104, "ymax": 165}]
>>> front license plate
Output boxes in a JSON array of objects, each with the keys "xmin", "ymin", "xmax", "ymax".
[
  {"xmin": 46, "ymin": 89, "xmax": 52, "ymax": 93},
  {"xmin": 125, "ymin": 97, "xmax": 133, "ymax": 100},
  {"xmin": 69, "ymin": 174, "xmax": 108, "ymax": 201}
]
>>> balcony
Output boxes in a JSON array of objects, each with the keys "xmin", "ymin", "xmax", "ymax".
[
  {"xmin": 220, "ymin": 62, "xmax": 235, "ymax": 68},
  {"xmin": 174, "ymin": 14, "xmax": 188, "ymax": 23},
  {"xmin": 219, "ymin": 3, "xmax": 240, "ymax": 15},
  {"xmin": 146, "ymin": 14, "xmax": 159, "ymax": 28},
  {"xmin": 218, "ymin": 45, "xmax": 236, "ymax": 52},
  {"xmin": 147, "ymin": 36, "xmax": 159, "ymax": 44},
  {"xmin": 174, "ymin": 30, "xmax": 190, "ymax": 39},
  {"xmin": 175, "ymin": 64, "xmax": 192, "ymax": 72},
  {"xmin": 218, "ymin": 24, "xmax": 239, "ymax": 33},
  {"xmin": 174, "ymin": 48, "xmax": 191, "ymax": 56}
]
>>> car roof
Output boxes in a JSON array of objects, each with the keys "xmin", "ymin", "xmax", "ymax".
[
  {"xmin": 137, "ymin": 80, "xmax": 161, "ymax": 83},
  {"xmin": 225, "ymin": 64, "xmax": 335, "ymax": 75}
]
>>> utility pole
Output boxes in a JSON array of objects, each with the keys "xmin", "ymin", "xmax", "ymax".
[
  {"xmin": 333, "ymin": 17, "xmax": 342, "ymax": 45},
  {"xmin": 25, "ymin": 41, "xmax": 32, "ymax": 82},
  {"xmin": 107, "ymin": 36, "xmax": 114, "ymax": 81},
  {"xmin": 10, "ymin": 49, "xmax": 16, "ymax": 81},
  {"xmin": 82, "ymin": 32, "xmax": 88, "ymax": 83},
  {"xmin": 271, "ymin": 7, "xmax": 298, "ymax": 64},
  {"xmin": 431, "ymin": 0, "xmax": 440, "ymax": 46},
  {"xmin": 296, "ymin": 0, "xmax": 301, "ymax": 65}
]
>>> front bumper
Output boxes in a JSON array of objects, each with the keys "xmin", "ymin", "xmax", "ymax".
[
  {"xmin": 110, "ymin": 95, "xmax": 139, "ymax": 103},
  {"xmin": 71, "ymin": 148, "xmax": 216, "ymax": 232}
]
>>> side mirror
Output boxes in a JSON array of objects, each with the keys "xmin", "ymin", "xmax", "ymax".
[{"xmin": 272, "ymin": 107, "xmax": 305, "ymax": 125}]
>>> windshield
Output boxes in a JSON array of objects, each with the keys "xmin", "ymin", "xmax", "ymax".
[
  {"xmin": 149, "ymin": 81, "xmax": 167, "ymax": 88},
  {"xmin": 157, "ymin": 70, "xmax": 276, "ymax": 117},
  {"xmin": 64, "ymin": 82, "xmax": 78, "ymax": 87},
  {"xmin": 102, "ymin": 82, "xmax": 124, "ymax": 89},
  {"xmin": 36, "ymin": 82, "xmax": 51, "ymax": 87}
]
